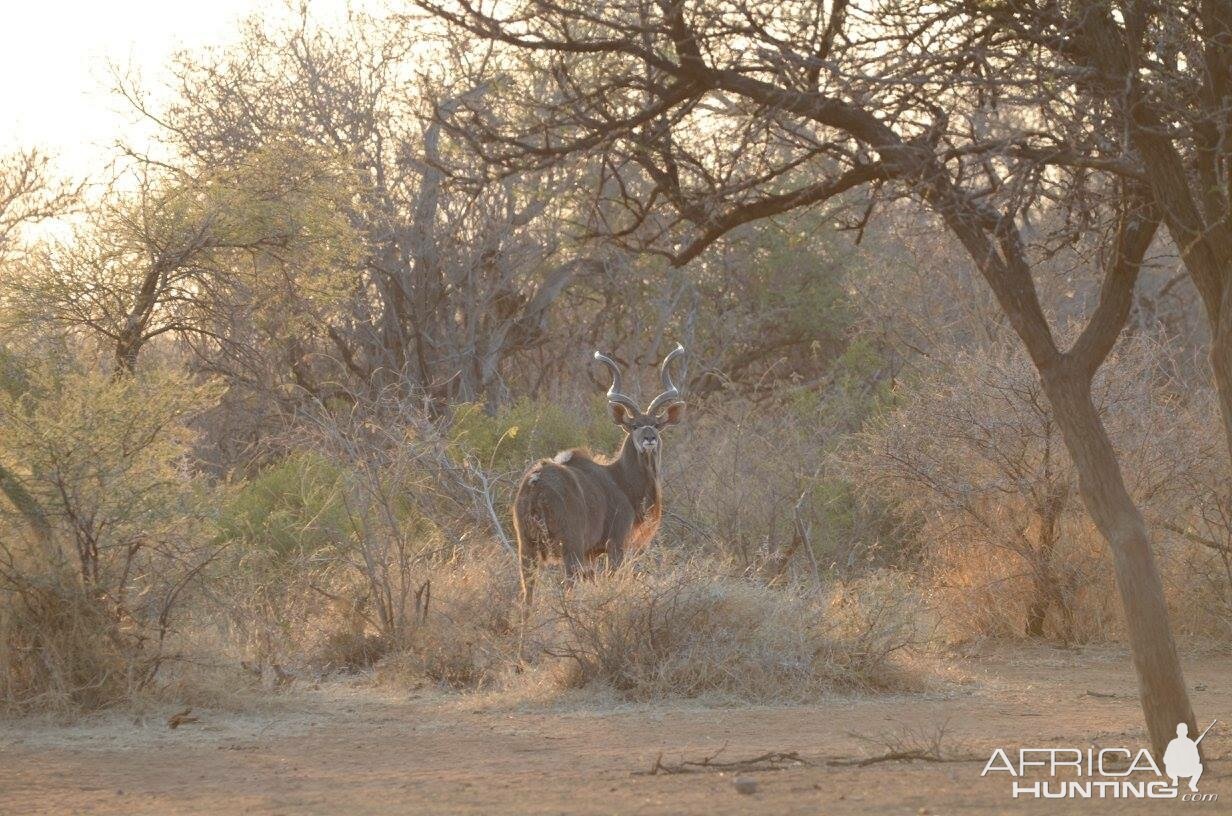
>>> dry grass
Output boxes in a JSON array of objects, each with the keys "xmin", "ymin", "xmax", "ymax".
[
  {"xmin": 375, "ymin": 552, "xmax": 522, "ymax": 689},
  {"xmin": 0, "ymin": 576, "xmax": 141, "ymax": 717},
  {"xmin": 507, "ymin": 563, "xmax": 923, "ymax": 703},
  {"xmin": 0, "ymin": 536, "xmax": 986, "ymax": 721},
  {"xmin": 926, "ymin": 522, "xmax": 1231, "ymax": 648},
  {"xmin": 1164, "ymin": 541, "xmax": 1232, "ymax": 646},
  {"xmin": 371, "ymin": 553, "xmax": 924, "ymax": 705},
  {"xmin": 0, "ymin": 573, "xmax": 281, "ymax": 721},
  {"xmin": 925, "ymin": 521, "xmax": 1118, "ymax": 644},
  {"xmin": 7, "ymin": 529, "xmax": 1220, "ymax": 724}
]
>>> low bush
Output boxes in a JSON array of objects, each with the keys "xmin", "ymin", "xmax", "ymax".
[
  {"xmin": 0, "ymin": 365, "xmax": 220, "ymax": 716},
  {"xmin": 529, "ymin": 564, "xmax": 921, "ymax": 701},
  {"xmin": 0, "ymin": 573, "xmax": 140, "ymax": 716},
  {"xmin": 370, "ymin": 553, "xmax": 922, "ymax": 702},
  {"xmin": 376, "ymin": 551, "xmax": 521, "ymax": 688}
]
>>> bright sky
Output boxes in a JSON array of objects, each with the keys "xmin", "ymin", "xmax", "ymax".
[{"xmin": 1, "ymin": 1, "xmax": 364, "ymax": 181}]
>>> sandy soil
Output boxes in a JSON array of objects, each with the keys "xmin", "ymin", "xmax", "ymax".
[{"xmin": 1, "ymin": 645, "xmax": 1229, "ymax": 815}]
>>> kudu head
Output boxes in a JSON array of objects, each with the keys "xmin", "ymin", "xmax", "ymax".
[{"xmin": 592, "ymin": 344, "xmax": 686, "ymax": 458}]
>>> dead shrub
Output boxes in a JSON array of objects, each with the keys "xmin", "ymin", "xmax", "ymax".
[
  {"xmin": 375, "ymin": 551, "xmax": 521, "ymax": 689},
  {"xmin": 313, "ymin": 628, "xmax": 389, "ymax": 674},
  {"xmin": 844, "ymin": 331, "xmax": 1224, "ymax": 646},
  {"xmin": 667, "ymin": 395, "xmax": 892, "ymax": 577},
  {"xmin": 924, "ymin": 521, "xmax": 1120, "ymax": 644},
  {"xmin": 0, "ymin": 574, "xmax": 139, "ymax": 716},
  {"xmin": 522, "ymin": 564, "xmax": 920, "ymax": 702},
  {"xmin": 368, "ymin": 553, "xmax": 924, "ymax": 702}
]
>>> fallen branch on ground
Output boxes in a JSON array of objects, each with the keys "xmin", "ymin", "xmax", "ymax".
[
  {"xmin": 1081, "ymin": 690, "xmax": 1130, "ymax": 700},
  {"xmin": 167, "ymin": 707, "xmax": 199, "ymax": 729},
  {"xmin": 826, "ymin": 748, "xmax": 974, "ymax": 767},
  {"xmin": 633, "ymin": 743, "xmax": 812, "ymax": 776},
  {"xmin": 825, "ymin": 719, "xmax": 980, "ymax": 766}
]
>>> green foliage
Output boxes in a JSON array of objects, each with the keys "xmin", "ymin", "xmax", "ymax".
[
  {"xmin": 449, "ymin": 396, "xmax": 623, "ymax": 472},
  {"xmin": 0, "ymin": 362, "xmax": 221, "ymax": 713},
  {"xmin": 0, "ymin": 364, "xmax": 220, "ymax": 581},
  {"xmin": 787, "ymin": 337, "xmax": 896, "ymax": 430},
  {"xmin": 0, "ymin": 140, "xmax": 363, "ymax": 368},
  {"xmin": 197, "ymin": 139, "xmax": 365, "ymax": 336},
  {"xmin": 212, "ymin": 452, "xmax": 356, "ymax": 669},
  {"xmin": 217, "ymin": 452, "xmax": 352, "ymax": 560},
  {"xmin": 751, "ymin": 225, "xmax": 854, "ymax": 339}
]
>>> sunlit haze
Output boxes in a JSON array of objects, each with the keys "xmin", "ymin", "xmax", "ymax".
[{"xmin": 1, "ymin": 1, "xmax": 364, "ymax": 180}]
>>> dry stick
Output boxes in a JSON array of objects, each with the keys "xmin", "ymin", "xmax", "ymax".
[
  {"xmin": 633, "ymin": 743, "xmax": 812, "ymax": 776},
  {"xmin": 635, "ymin": 746, "xmax": 979, "ymax": 776},
  {"xmin": 825, "ymin": 749, "xmax": 973, "ymax": 767},
  {"xmin": 826, "ymin": 721, "xmax": 981, "ymax": 767},
  {"xmin": 166, "ymin": 707, "xmax": 199, "ymax": 730}
]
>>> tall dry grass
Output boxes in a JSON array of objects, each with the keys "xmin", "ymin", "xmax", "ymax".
[
  {"xmin": 0, "ymin": 574, "xmax": 140, "ymax": 716},
  {"xmin": 373, "ymin": 551, "xmax": 923, "ymax": 703},
  {"xmin": 528, "ymin": 565, "xmax": 921, "ymax": 701},
  {"xmin": 844, "ymin": 332, "xmax": 1232, "ymax": 647}
]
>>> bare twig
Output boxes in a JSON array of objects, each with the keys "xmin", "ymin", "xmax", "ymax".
[
  {"xmin": 826, "ymin": 749, "xmax": 973, "ymax": 767},
  {"xmin": 633, "ymin": 743, "xmax": 812, "ymax": 776}
]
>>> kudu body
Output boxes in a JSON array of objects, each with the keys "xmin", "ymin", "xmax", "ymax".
[{"xmin": 512, "ymin": 345, "xmax": 685, "ymax": 607}]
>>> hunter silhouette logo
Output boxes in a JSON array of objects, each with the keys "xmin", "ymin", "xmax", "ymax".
[
  {"xmin": 1164, "ymin": 720, "xmax": 1215, "ymax": 792},
  {"xmin": 981, "ymin": 719, "xmax": 1220, "ymax": 801}
]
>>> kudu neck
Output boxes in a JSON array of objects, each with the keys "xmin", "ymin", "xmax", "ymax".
[{"xmin": 614, "ymin": 433, "xmax": 661, "ymax": 494}]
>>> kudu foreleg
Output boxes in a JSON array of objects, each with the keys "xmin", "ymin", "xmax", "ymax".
[{"xmin": 603, "ymin": 506, "xmax": 635, "ymax": 574}]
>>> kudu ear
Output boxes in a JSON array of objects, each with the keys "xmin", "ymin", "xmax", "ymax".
[
  {"xmin": 609, "ymin": 401, "xmax": 634, "ymax": 428},
  {"xmin": 656, "ymin": 402, "xmax": 685, "ymax": 427}
]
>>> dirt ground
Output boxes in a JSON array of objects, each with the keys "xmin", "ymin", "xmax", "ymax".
[{"xmin": 1, "ymin": 645, "xmax": 1229, "ymax": 815}]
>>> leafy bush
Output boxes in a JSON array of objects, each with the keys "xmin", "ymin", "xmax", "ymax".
[
  {"xmin": 212, "ymin": 453, "xmax": 350, "ymax": 674},
  {"xmin": 449, "ymin": 396, "xmax": 622, "ymax": 473},
  {"xmin": 0, "ymin": 364, "xmax": 219, "ymax": 714},
  {"xmin": 217, "ymin": 452, "xmax": 351, "ymax": 559}
]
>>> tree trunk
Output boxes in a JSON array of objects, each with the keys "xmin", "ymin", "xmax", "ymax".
[
  {"xmin": 1211, "ymin": 330, "xmax": 1232, "ymax": 470},
  {"xmin": 1026, "ymin": 486, "xmax": 1073, "ymax": 644},
  {"xmin": 114, "ymin": 331, "xmax": 142, "ymax": 375},
  {"xmin": 1042, "ymin": 366, "xmax": 1196, "ymax": 757},
  {"xmin": 0, "ymin": 463, "xmax": 53, "ymax": 545},
  {"xmin": 113, "ymin": 264, "xmax": 164, "ymax": 375},
  {"xmin": 1024, "ymin": 593, "xmax": 1048, "ymax": 639},
  {"xmin": 1025, "ymin": 558, "xmax": 1069, "ymax": 644}
]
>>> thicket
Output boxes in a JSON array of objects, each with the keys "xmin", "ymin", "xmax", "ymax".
[{"xmin": 1, "ymin": 8, "xmax": 1229, "ymax": 719}]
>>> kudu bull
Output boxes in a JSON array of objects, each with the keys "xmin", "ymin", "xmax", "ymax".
[{"xmin": 512, "ymin": 345, "xmax": 686, "ymax": 607}]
